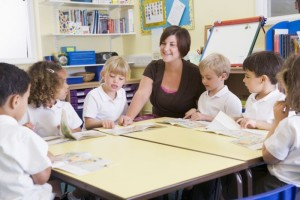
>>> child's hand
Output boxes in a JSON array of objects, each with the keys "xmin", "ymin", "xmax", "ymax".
[
  {"xmin": 118, "ymin": 115, "xmax": 133, "ymax": 126},
  {"xmin": 23, "ymin": 122, "xmax": 35, "ymax": 130},
  {"xmin": 184, "ymin": 108, "xmax": 197, "ymax": 119},
  {"xmin": 236, "ymin": 118, "xmax": 256, "ymax": 129},
  {"xmin": 101, "ymin": 120, "xmax": 115, "ymax": 129},
  {"xmin": 273, "ymin": 101, "xmax": 289, "ymax": 123}
]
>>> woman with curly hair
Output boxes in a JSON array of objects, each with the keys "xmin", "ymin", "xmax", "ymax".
[{"xmin": 19, "ymin": 61, "xmax": 82, "ymax": 137}]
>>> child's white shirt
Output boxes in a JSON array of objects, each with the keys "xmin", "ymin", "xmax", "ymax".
[
  {"xmin": 19, "ymin": 100, "xmax": 82, "ymax": 137},
  {"xmin": 265, "ymin": 114, "xmax": 300, "ymax": 187},
  {"xmin": 198, "ymin": 85, "xmax": 242, "ymax": 118},
  {"xmin": 243, "ymin": 89, "xmax": 285, "ymax": 123},
  {"xmin": 0, "ymin": 115, "xmax": 53, "ymax": 200},
  {"xmin": 82, "ymin": 84, "xmax": 128, "ymax": 130}
]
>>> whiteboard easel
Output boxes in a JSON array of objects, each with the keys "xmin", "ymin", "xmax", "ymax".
[{"xmin": 201, "ymin": 16, "xmax": 265, "ymax": 67}]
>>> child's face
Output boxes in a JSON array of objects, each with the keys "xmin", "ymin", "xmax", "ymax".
[
  {"xmin": 56, "ymin": 69, "xmax": 69, "ymax": 100},
  {"xmin": 102, "ymin": 72, "xmax": 126, "ymax": 93},
  {"xmin": 243, "ymin": 70, "xmax": 263, "ymax": 93},
  {"xmin": 200, "ymin": 68, "xmax": 225, "ymax": 95},
  {"xmin": 160, "ymin": 35, "xmax": 181, "ymax": 63}
]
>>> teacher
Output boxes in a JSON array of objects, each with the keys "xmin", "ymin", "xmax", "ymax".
[{"xmin": 120, "ymin": 25, "xmax": 204, "ymax": 125}]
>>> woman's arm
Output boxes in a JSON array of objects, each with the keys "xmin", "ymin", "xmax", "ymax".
[{"xmin": 119, "ymin": 76, "xmax": 153, "ymax": 125}]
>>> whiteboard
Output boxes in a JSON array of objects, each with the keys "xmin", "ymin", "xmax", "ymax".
[{"xmin": 201, "ymin": 19, "xmax": 262, "ymax": 66}]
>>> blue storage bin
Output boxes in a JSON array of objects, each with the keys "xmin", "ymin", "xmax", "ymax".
[
  {"xmin": 67, "ymin": 76, "xmax": 83, "ymax": 85},
  {"xmin": 68, "ymin": 51, "xmax": 96, "ymax": 65},
  {"xmin": 85, "ymin": 65, "xmax": 103, "ymax": 81}
]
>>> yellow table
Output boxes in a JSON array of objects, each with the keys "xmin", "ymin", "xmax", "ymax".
[
  {"xmin": 124, "ymin": 119, "xmax": 263, "ymax": 166},
  {"xmin": 50, "ymin": 135, "xmax": 246, "ymax": 200}
]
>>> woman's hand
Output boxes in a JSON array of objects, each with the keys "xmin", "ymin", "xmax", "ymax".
[
  {"xmin": 118, "ymin": 115, "xmax": 133, "ymax": 126},
  {"xmin": 184, "ymin": 108, "xmax": 197, "ymax": 119}
]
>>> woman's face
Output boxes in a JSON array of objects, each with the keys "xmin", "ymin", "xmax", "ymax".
[{"xmin": 160, "ymin": 35, "xmax": 181, "ymax": 63}]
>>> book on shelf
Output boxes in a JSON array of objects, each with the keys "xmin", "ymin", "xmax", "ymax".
[
  {"xmin": 205, "ymin": 111, "xmax": 267, "ymax": 150},
  {"xmin": 94, "ymin": 122, "xmax": 164, "ymax": 136},
  {"xmin": 43, "ymin": 110, "xmax": 106, "ymax": 145},
  {"xmin": 120, "ymin": 8, "xmax": 134, "ymax": 33},
  {"xmin": 52, "ymin": 152, "xmax": 110, "ymax": 175}
]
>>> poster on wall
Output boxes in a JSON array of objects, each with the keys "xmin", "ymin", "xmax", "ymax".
[
  {"xmin": 142, "ymin": 0, "xmax": 167, "ymax": 29},
  {"xmin": 140, "ymin": 0, "xmax": 194, "ymax": 34}
]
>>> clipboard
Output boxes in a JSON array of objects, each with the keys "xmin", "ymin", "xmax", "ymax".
[{"xmin": 201, "ymin": 16, "xmax": 266, "ymax": 67}]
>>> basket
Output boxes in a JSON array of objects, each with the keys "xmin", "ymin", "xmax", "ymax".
[{"xmin": 71, "ymin": 72, "xmax": 95, "ymax": 82}]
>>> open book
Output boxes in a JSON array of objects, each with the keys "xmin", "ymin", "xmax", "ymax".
[
  {"xmin": 158, "ymin": 118, "xmax": 209, "ymax": 130},
  {"xmin": 206, "ymin": 111, "xmax": 267, "ymax": 150},
  {"xmin": 52, "ymin": 152, "xmax": 110, "ymax": 175},
  {"xmin": 43, "ymin": 110, "xmax": 106, "ymax": 145},
  {"xmin": 95, "ymin": 122, "xmax": 164, "ymax": 136}
]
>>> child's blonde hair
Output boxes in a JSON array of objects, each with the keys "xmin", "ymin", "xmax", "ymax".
[
  {"xmin": 101, "ymin": 56, "xmax": 130, "ymax": 82},
  {"xmin": 277, "ymin": 54, "xmax": 300, "ymax": 112},
  {"xmin": 28, "ymin": 61, "xmax": 64, "ymax": 107},
  {"xmin": 199, "ymin": 53, "xmax": 231, "ymax": 78}
]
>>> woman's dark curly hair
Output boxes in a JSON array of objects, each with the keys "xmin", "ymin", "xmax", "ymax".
[{"xmin": 28, "ymin": 61, "xmax": 64, "ymax": 107}]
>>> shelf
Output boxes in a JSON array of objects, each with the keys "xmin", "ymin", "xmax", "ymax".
[
  {"xmin": 44, "ymin": 0, "xmax": 134, "ymax": 8},
  {"xmin": 53, "ymin": 32, "xmax": 135, "ymax": 37},
  {"xmin": 62, "ymin": 62, "xmax": 134, "ymax": 68}
]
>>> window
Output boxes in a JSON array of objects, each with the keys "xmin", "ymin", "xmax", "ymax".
[
  {"xmin": 256, "ymin": 0, "xmax": 300, "ymax": 25},
  {"xmin": 0, "ymin": 0, "xmax": 37, "ymax": 64}
]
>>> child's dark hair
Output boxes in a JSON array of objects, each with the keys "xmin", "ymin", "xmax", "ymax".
[
  {"xmin": 0, "ymin": 62, "xmax": 30, "ymax": 107},
  {"xmin": 28, "ymin": 61, "xmax": 64, "ymax": 107},
  {"xmin": 243, "ymin": 51, "xmax": 283, "ymax": 84},
  {"xmin": 277, "ymin": 54, "xmax": 300, "ymax": 112}
]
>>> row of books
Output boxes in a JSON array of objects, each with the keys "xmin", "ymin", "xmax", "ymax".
[
  {"xmin": 58, "ymin": 9, "xmax": 133, "ymax": 34},
  {"xmin": 273, "ymin": 29, "xmax": 300, "ymax": 59}
]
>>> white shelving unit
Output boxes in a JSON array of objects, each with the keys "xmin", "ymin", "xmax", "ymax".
[{"xmin": 43, "ymin": 0, "xmax": 135, "ymax": 52}]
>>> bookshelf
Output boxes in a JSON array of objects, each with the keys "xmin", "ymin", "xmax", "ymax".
[
  {"xmin": 43, "ymin": 0, "xmax": 135, "ymax": 52},
  {"xmin": 265, "ymin": 19, "xmax": 300, "ymax": 58}
]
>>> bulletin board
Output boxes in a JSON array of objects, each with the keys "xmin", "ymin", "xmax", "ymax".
[
  {"xmin": 201, "ymin": 16, "xmax": 266, "ymax": 67},
  {"xmin": 140, "ymin": 0, "xmax": 194, "ymax": 34}
]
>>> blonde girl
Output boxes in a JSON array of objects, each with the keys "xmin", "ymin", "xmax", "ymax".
[{"xmin": 83, "ymin": 56, "xmax": 130, "ymax": 129}]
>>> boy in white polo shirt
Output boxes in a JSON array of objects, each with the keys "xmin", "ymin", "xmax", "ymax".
[
  {"xmin": 236, "ymin": 51, "xmax": 285, "ymax": 130},
  {"xmin": 185, "ymin": 53, "xmax": 242, "ymax": 121},
  {"xmin": 83, "ymin": 56, "xmax": 130, "ymax": 129},
  {"xmin": 0, "ymin": 63, "xmax": 53, "ymax": 200}
]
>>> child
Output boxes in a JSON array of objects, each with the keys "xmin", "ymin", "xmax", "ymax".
[
  {"xmin": 253, "ymin": 54, "xmax": 300, "ymax": 197},
  {"xmin": 185, "ymin": 53, "xmax": 242, "ymax": 121},
  {"xmin": 0, "ymin": 62, "xmax": 53, "ymax": 199},
  {"xmin": 236, "ymin": 51, "xmax": 285, "ymax": 130},
  {"xmin": 19, "ymin": 61, "xmax": 82, "ymax": 137},
  {"xmin": 83, "ymin": 56, "xmax": 130, "ymax": 129}
]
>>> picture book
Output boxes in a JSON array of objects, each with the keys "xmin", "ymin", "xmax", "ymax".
[
  {"xmin": 52, "ymin": 152, "xmax": 110, "ymax": 175},
  {"xmin": 44, "ymin": 110, "xmax": 106, "ymax": 145},
  {"xmin": 95, "ymin": 122, "xmax": 164, "ymax": 136},
  {"xmin": 206, "ymin": 111, "xmax": 267, "ymax": 150},
  {"xmin": 158, "ymin": 118, "xmax": 209, "ymax": 130}
]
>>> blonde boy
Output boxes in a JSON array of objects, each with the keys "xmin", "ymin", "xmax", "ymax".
[
  {"xmin": 236, "ymin": 51, "xmax": 285, "ymax": 130},
  {"xmin": 83, "ymin": 56, "xmax": 130, "ymax": 129},
  {"xmin": 185, "ymin": 53, "xmax": 242, "ymax": 121},
  {"xmin": 0, "ymin": 63, "xmax": 53, "ymax": 200}
]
